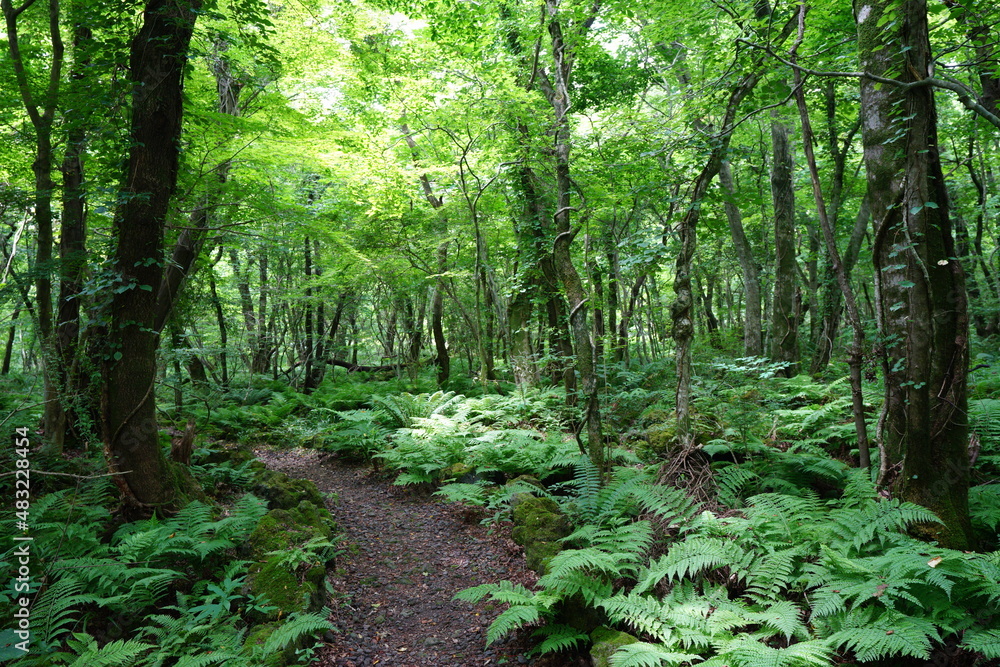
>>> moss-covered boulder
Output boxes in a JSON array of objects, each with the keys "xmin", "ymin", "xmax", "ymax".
[
  {"xmin": 590, "ymin": 626, "xmax": 639, "ymax": 667},
  {"xmin": 509, "ymin": 494, "xmax": 570, "ymax": 574},
  {"xmin": 252, "ymin": 469, "xmax": 326, "ymax": 510},
  {"xmin": 246, "ymin": 501, "xmax": 338, "ymax": 619},
  {"xmin": 243, "ymin": 621, "xmax": 297, "ymax": 667}
]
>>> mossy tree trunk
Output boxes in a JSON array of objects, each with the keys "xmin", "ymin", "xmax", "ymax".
[
  {"xmin": 857, "ymin": 0, "xmax": 974, "ymax": 549},
  {"xmin": 104, "ymin": 0, "xmax": 201, "ymax": 509}
]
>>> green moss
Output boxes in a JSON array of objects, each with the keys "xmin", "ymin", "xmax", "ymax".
[
  {"xmin": 248, "ymin": 558, "xmax": 315, "ymax": 616},
  {"xmin": 243, "ymin": 622, "xmax": 295, "ymax": 667},
  {"xmin": 248, "ymin": 503, "xmax": 334, "ymax": 560},
  {"xmin": 509, "ymin": 494, "xmax": 570, "ymax": 574},
  {"xmin": 589, "ymin": 626, "xmax": 639, "ymax": 667},
  {"xmin": 246, "ymin": 502, "xmax": 336, "ymax": 618},
  {"xmin": 252, "ymin": 469, "xmax": 326, "ymax": 510}
]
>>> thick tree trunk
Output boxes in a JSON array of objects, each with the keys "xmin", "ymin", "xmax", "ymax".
[
  {"xmin": 857, "ymin": 0, "xmax": 973, "ymax": 548},
  {"xmin": 104, "ymin": 0, "xmax": 201, "ymax": 509},
  {"xmin": 768, "ymin": 114, "xmax": 799, "ymax": 375}
]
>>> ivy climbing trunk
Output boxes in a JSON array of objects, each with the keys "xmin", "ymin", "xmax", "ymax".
[
  {"xmin": 857, "ymin": 0, "xmax": 974, "ymax": 548},
  {"xmin": 104, "ymin": 0, "xmax": 201, "ymax": 509}
]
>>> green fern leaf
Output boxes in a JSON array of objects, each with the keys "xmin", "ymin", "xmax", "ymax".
[
  {"xmin": 486, "ymin": 605, "xmax": 544, "ymax": 645},
  {"xmin": 825, "ymin": 607, "xmax": 939, "ymax": 662},
  {"xmin": 609, "ymin": 642, "xmax": 700, "ymax": 667},
  {"xmin": 261, "ymin": 610, "xmax": 332, "ymax": 655},
  {"xmin": 961, "ymin": 627, "xmax": 1000, "ymax": 659},
  {"xmin": 532, "ymin": 624, "xmax": 588, "ymax": 654}
]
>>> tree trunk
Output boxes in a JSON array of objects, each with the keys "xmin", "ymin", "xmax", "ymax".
[
  {"xmin": 720, "ymin": 162, "xmax": 762, "ymax": 356},
  {"xmin": 539, "ymin": 0, "xmax": 603, "ymax": 469},
  {"xmin": 791, "ymin": 6, "xmax": 870, "ymax": 468},
  {"xmin": 209, "ymin": 269, "xmax": 228, "ymax": 387},
  {"xmin": 857, "ymin": 0, "xmax": 973, "ymax": 548},
  {"xmin": 768, "ymin": 114, "xmax": 799, "ymax": 375},
  {"xmin": 433, "ymin": 242, "xmax": 449, "ymax": 387},
  {"xmin": 3, "ymin": 0, "xmax": 63, "ymax": 449},
  {"xmin": 673, "ymin": 71, "xmax": 762, "ymax": 446},
  {"xmin": 104, "ymin": 0, "xmax": 201, "ymax": 510},
  {"xmin": 2, "ymin": 307, "xmax": 19, "ymax": 375}
]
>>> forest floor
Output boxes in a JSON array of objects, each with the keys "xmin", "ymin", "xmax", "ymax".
[{"xmin": 255, "ymin": 448, "xmax": 589, "ymax": 667}]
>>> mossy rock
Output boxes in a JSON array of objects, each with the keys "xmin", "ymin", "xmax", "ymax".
[
  {"xmin": 248, "ymin": 502, "xmax": 335, "ymax": 560},
  {"xmin": 589, "ymin": 626, "xmax": 639, "ymax": 667},
  {"xmin": 247, "ymin": 556, "xmax": 326, "ymax": 618},
  {"xmin": 246, "ymin": 502, "xmax": 337, "ymax": 618},
  {"xmin": 252, "ymin": 469, "xmax": 326, "ymax": 510},
  {"xmin": 509, "ymin": 494, "xmax": 570, "ymax": 574},
  {"xmin": 243, "ymin": 621, "xmax": 297, "ymax": 667}
]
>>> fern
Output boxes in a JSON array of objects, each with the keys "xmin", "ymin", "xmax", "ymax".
[
  {"xmin": 825, "ymin": 607, "xmax": 940, "ymax": 662},
  {"xmin": 63, "ymin": 634, "xmax": 154, "ymax": 667},
  {"xmin": 961, "ymin": 627, "xmax": 1000, "ymax": 659},
  {"xmin": 609, "ymin": 642, "xmax": 700, "ymax": 667},
  {"xmin": 259, "ymin": 610, "xmax": 332, "ymax": 655},
  {"xmin": 532, "ymin": 624, "xmax": 588, "ymax": 654}
]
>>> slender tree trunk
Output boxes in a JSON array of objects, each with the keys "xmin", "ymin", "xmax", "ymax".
[
  {"xmin": 857, "ymin": 0, "xmax": 973, "ymax": 548},
  {"xmin": 2, "ymin": 307, "xmax": 20, "ymax": 375},
  {"xmin": 433, "ymin": 242, "xmax": 449, "ymax": 386},
  {"xmin": 768, "ymin": 114, "xmax": 799, "ymax": 375},
  {"xmin": 792, "ymin": 5, "xmax": 870, "ymax": 468},
  {"xmin": 673, "ymin": 72, "xmax": 762, "ymax": 446},
  {"xmin": 3, "ymin": 0, "xmax": 63, "ymax": 449},
  {"xmin": 539, "ymin": 0, "xmax": 603, "ymax": 468},
  {"xmin": 719, "ymin": 162, "xmax": 762, "ymax": 356},
  {"xmin": 209, "ymin": 270, "xmax": 228, "ymax": 387}
]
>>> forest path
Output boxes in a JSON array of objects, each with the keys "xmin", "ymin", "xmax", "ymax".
[{"xmin": 255, "ymin": 448, "xmax": 571, "ymax": 667}]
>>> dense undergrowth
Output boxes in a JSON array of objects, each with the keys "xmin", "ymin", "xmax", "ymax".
[{"xmin": 2, "ymin": 355, "xmax": 999, "ymax": 665}]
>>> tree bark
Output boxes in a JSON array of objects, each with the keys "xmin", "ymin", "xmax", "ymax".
[
  {"xmin": 539, "ymin": 0, "xmax": 603, "ymax": 469},
  {"xmin": 792, "ymin": 5, "xmax": 870, "ymax": 468},
  {"xmin": 3, "ymin": 0, "xmax": 63, "ymax": 449},
  {"xmin": 104, "ymin": 0, "xmax": 201, "ymax": 509},
  {"xmin": 857, "ymin": 0, "xmax": 973, "ymax": 548},
  {"xmin": 768, "ymin": 113, "xmax": 799, "ymax": 375},
  {"xmin": 719, "ymin": 161, "xmax": 762, "ymax": 356}
]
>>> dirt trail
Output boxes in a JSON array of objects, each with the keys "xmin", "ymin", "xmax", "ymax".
[{"xmin": 255, "ymin": 448, "xmax": 574, "ymax": 667}]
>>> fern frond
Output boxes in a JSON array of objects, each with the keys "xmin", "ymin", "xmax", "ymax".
[
  {"xmin": 609, "ymin": 642, "xmax": 700, "ymax": 667},
  {"xmin": 961, "ymin": 627, "xmax": 1000, "ymax": 659},
  {"xmin": 260, "ymin": 610, "xmax": 332, "ymax": 655},
  {"xmin": 825, "ymin": 607, "xmax": 939, "ymax": 662},
  {"xmin": 600, "ymin": 593, "xmax": 675, "ymax": 643},
  {"xmin": 64, "ymin": 633, "xmax": 154, "ymax": 667},
  {"xmin": 532, "ymin": 624, "xmax": 588, "ymax": 654},
  {"xmin": 634, "ymin": 537, "xmax": 739, "ymax": 593},
  {"xmin": 486, "ymin": 604, "xmax": 544, "ymax": 645},
  {"xmin": 454, "ymin": 581, "xmax": 537, "ymax": 606},
  {"xmin": 717, "ymin": 636, "xmax": 833, "ymax": 667}
]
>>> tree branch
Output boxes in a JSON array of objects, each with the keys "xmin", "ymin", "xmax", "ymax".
[{"xmin": 737, "ymin": 37, "xmax": 1000, "ymax": 129}]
